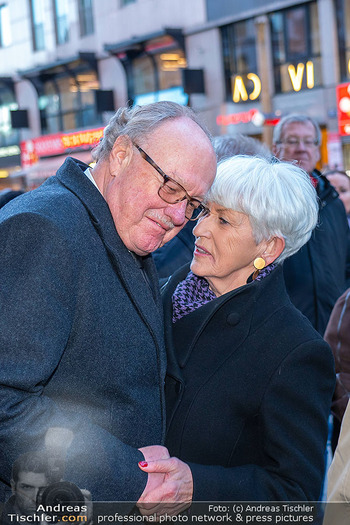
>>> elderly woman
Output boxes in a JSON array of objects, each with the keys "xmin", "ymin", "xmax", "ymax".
[{"xmin": 158, "ymin": 155, "xmax": 335, "ymax": 502}]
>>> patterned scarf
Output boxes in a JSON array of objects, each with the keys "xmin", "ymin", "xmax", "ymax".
[{"xmin": 172, "ymin": 264, "xmax": 276, "ymax": 323}]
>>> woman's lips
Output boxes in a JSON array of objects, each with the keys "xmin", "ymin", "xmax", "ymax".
[{"xmin": 194, "ymin": 243, "xmax": 211, "ymax": 256}]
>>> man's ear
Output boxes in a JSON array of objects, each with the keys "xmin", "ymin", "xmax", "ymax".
[
  {"xmin": 109, "ymin": 135, "xmax": 133, "ymax": 175},
  {"xmin": 262, "ymin": 236, "xmax": 285, "ymax": 265}
]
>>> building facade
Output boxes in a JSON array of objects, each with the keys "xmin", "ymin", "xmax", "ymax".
[{"xmin": 0, "ymin": 0, "xmax": 349, "ymax": 188}]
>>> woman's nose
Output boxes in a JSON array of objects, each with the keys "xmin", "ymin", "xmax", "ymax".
[{"xmin": 193, "ymin": 215, "xmax": 211, "ymax": 237}]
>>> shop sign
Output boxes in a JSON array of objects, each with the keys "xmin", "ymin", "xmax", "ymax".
[
  {"xmin": 327, "ymin": 132, "xmax": 344, "ymax": 168},
  {"xmin": 231, "ymin": 74, "xmax": 261, "ymax": 103},
  {"xmin": 287, "ymin": 61, "xmax": 314, "ymax": 92},
  {"xmin": 21, "ymin": 127, "xmax": 104, "ymax": 168},
  {"xmin": 217, "ymin": 109, "xmax": 260, "ymax": 126},
  {"xmin": 217, "ymin": 109, "xmax": 280, "ymax": 127},
  {"xmin": 231, "ymin": 61, "xmax": 315, "ymax": 103},
  {"xmin": 0, "ymin": 145, "xmax": 20, "ymax": 158},
  {"xmin": 336, "ymin": 83, "xmax": 350, "ymax": 136}
]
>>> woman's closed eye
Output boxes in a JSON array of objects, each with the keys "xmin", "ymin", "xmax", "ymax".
[{"xmin": 219, "ymin": 216, "xmax": 230, "ymax": 225}]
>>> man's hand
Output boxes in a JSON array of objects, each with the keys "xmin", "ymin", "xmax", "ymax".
[{"xmin": 137, "ymin": 456, "xmax": 193, "ymax": 517}]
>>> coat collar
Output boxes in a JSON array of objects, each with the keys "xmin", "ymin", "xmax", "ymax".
[
  {"xmin": 163, "ymin": 264, "xmax": 290, "ymax": 381},
  {"xmin": 56, "ymin": 157, "xmax": 164, "ymax": 345}
]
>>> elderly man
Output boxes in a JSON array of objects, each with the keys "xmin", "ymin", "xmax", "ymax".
[
  {"xmin": 272, "ymin": 114, "xmax": 350, "ymax": 335},
  {"xmin": 0, "ymin": 102, "xmax": 216, "ymax": 505}
]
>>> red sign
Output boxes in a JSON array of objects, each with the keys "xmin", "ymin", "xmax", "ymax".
[
  {"xmin": 21, "ymin": 127, "xmax": 104, "ymax": 168},
  {"xmin": 337, "ymin": 83, "xmax": 350, "ymax": 136},
  {"xmin": 217, "ymin": 109, "xmax": 280, "ymax": 127},
  {"xmin": 217, "ymin": 109, "xmax": 259, "ymax": 126}
]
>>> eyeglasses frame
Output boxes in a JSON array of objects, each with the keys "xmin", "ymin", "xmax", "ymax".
[
  {"xmin": 276, "ymin": 137, "xmax": 319, "ymax": 148},
  {"xmin": 133, "ymin": 142, "xmax": 209, "ymax": 221}
]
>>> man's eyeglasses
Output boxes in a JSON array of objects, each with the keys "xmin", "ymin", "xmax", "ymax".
[
  {"xmin": 133, "ymin": 143, "xmax": 209, "ymax": 221},
  {"xmin": 278, "ymin": 137, "xmax": 319, "ymax": 148}
]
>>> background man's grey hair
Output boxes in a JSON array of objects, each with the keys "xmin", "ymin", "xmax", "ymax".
[
  {"xmin": 272, "ymin": 114, "xmax": 321, "ymax": 146},
  {"xmin": 213, "ymin": 134, "xmax": 272, "ymax": 162},
  {"xmin": 92, "ymin": 101, "xmax": 212, "ymax": 162}
]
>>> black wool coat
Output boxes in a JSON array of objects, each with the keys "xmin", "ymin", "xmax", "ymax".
[
  {"xmin": 163, "ymin": 264, "xmax": 335, "ymax": 501},
  {"xmin": 283, "ymin": 172, "xmax": 350, "ymax": 336}
]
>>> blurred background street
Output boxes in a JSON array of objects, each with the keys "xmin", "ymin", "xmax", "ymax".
[{"xmin": 0, "ymin": 0, "xmax": 349, "ymax": 190}]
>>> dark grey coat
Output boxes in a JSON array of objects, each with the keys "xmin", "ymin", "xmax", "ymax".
[
  {"xmin": 0, "ymin": 158, "xmax": 166, "ymax": 502},
  {"xmin": 163, "ymin": 264, "xmax": 335, "ymax": 501}
]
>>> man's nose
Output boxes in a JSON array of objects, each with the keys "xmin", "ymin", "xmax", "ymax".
[
  {"xmin": 296, "ymin": 140, "xmax": 308, "ymax": 150},
  {"xmin": 164, "ymin": 200, "xmax": 187, "ymax": 226},
  {"xmin": 32, "ymin": 488, "xmax": 40, "ymax": 503}
]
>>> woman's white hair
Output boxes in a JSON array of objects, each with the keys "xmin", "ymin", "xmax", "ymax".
[{"xmin": 206, "ymin": 155, "xmax": 319, "ymax": 263}]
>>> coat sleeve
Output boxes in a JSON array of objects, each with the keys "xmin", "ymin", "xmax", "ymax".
[
  {"xmin": 0, "ymin": 212, "xmax": 146, "ymax": 502},
  {"xmin": 188, "ymin": 339, "xmax": 335, "ymax": 501}
]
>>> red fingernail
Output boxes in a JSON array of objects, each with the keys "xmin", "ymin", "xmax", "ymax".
[{"xmin": 139, "ymin": 461, "xmax": 148, "ymax": 468}]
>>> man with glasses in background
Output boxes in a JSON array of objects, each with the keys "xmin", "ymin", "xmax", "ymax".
[
  {"xmin": 0, "ymin": 102, "xmax": 216, "ymax": 509},
  {"xmin": 272, "ymin": 114, "xmax": 350, "ymax": 336}
]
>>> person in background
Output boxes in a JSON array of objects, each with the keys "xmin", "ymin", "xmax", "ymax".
[
  {"xmin": 213, "ymin": 133, "xmax": 272, "ymax": 162},
  {"xmin": 0, "ymin": 101, "xmax": 217, "ymax": 508},
  {"xmin": 138, "ymin": 155, "xmax": 334, "ymax": 505},
  {"xmin": 1, "ymin": 452, "xmax": 49, "ymax": 525},
  {"xmin": 324, "ymin": 287, "xmax": 350, "ymax": 452},
  {"xmin": 153, "ymin": 133, "xmax": 272, "ymax": 279},
  {"xmin": 324, "ymin": 402, "xmax": 350, "ymax": 525},
  {"xmin": 324, "ymin": 168, "xmax": 350, "ymax": 226},
  {"xmin": 272, "ymin": 114, "xmax": 350, "ymax": 336}
]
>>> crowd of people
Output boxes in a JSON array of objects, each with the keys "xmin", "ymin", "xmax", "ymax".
[{"xmin": 0, "ymin": 102, "xmax": 350, "ymax": 522}]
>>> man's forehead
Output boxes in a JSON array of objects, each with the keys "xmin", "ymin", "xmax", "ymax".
[
  {"xmin": 143, "ymin": 119, "xmax": 215, "ymax": 195},
  {"xmin": 282, "ymin": 121, "xmax": 317, "ymax": 137},
  {"xmin": 17, "ymin": 471, "xmax": 47, "ymax": 485}
]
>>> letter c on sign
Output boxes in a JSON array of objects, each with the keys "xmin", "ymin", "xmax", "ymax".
[{"xmin": 247, "ymin": 73, "xmax": 261, "ymax": 100}]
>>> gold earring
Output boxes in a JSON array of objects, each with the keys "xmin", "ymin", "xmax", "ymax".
[{"xmin": 253, "ymin": 257, "xmax": 265, "ymax": 280}]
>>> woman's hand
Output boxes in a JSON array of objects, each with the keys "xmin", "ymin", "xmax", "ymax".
[{"xmin": 137, "ymin": 454, "xmax": 193, "ymax": 517}]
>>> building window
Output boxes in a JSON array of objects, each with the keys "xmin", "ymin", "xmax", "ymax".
[
  {"xmin": 0, "ymin": 4, "xmax": 11, "ymax": 47},
  {"xmin": 335, "ymin": 0, "xmax": 350, "ymax": 81},
  {"xmin": 221, "ymin": 19, "xmax": 258, "ymax": 103},
  {"xmin": 111, "ymin": 33, "xmax": 187, "ymax": 106},
  {"xmin": 133, "ymin": 51, "xmax": 187, "ymax": 95},
  {"xmin": 78, "ymin": 0, "xmax": 94, "ymax": 37},
  {"xmin": 38, "ymin": 61, "xmax": 100, "ymax": 134},
  {"xmin": 53, "ymin": 0, "xmax": 69, "ymax": 44},
  {"xmin": 29, "ymin": 0, "xmax": 45, "ymax": 51},
  {"xmin": 270, "ymin": 2, "xmax": 321, "ymax": 93},
  {"xmin": 0, "ymin": 83, "xmax": 18, "ymax": 149},
  {"xmin": 120, "ymin": 0, "xmax": 136, "ymax": 6}
]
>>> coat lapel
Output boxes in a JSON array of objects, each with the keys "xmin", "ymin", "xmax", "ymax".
[
  {"xmin": 55, "ymin": 158, "xmax": 165, "ymax": 357},
  {"xmin": 163, "ymin": 264, "xmax": 266, "ymax": 379}
]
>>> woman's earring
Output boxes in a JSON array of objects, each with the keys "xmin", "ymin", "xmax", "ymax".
[{"xmin": 253, "ymin": 257, "xmax": 266, "ymax": 280}]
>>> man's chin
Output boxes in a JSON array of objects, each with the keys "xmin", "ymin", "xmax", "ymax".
[
  {"xmin": 159, "ymin": 226, "xmax": 184, "ymax": 248},
  {"xmin": 296, "ymin": 159, "xmax": 312, "ymax": 173}
]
